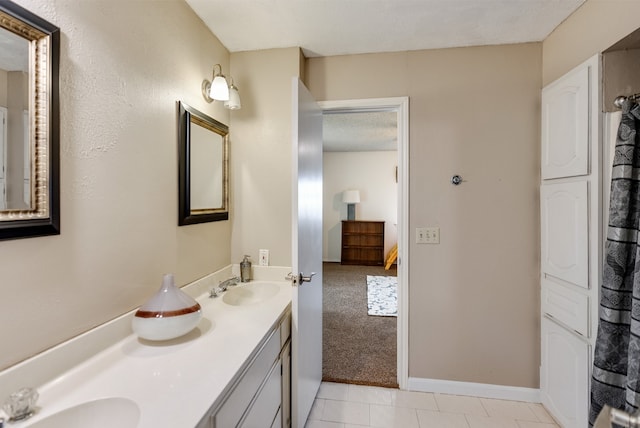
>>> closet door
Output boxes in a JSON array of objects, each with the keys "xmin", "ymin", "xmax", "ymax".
[
  {"xmin": 540, "ymin": 181, "xmax": 589, "ymax": 288},
  {"xmin": 541, "ymin": 65, "xmax": 590, "ymax": 179}
]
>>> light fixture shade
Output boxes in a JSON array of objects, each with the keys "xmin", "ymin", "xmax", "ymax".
[
  {"xmin": 224, "ymin": 85, "xmax": 241, "ymax": 110},
  {"xmin": 209, "ymin": 75, "xmax": 230, "ymax": 101},
  {"xmin": 342, "ymin": 190, "xmax": 360, "ymax": 204}
]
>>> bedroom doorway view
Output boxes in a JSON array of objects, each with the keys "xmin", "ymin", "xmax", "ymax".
[{"xmin": 321, "ymin": 99, "xmax": 406, "ymax": 389}]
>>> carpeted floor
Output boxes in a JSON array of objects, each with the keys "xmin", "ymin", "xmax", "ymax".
[{"xmin": 323, "ymin": 262, "xmax": 398, "ymax": 388}]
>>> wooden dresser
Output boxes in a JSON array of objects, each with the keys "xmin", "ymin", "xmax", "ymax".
[{"xmin": 341, "ymin": 220, "xmax": 385, "ymax": 266}]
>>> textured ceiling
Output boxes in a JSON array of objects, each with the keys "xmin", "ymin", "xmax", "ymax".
[
  {"xmin": 323, "ymin": 111, "xmax": 398, "ymax": 152},
  {"xmin": 185, "ymin": 0, "xmax": 586, "ymax": 152},
  {"xmin": 185, "ymin": 0, "xmax": 586, "ymax": 58}
]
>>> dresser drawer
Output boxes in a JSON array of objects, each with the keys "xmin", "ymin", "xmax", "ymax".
[{"xmin": 542, "ymin": 277, "xmax": 589, "ymax": 337}]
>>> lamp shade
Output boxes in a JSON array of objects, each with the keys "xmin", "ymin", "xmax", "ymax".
[
  {"xmin": 342, "ymin": 190, "xmax": 360, "ymax": 204},
  {"xmin": 209, "ymin": 75, "xmax": 230, "ymax": 101},
  {"xmin": 224, "ymin": 85, "xmax": 241, "ymax": 110}
]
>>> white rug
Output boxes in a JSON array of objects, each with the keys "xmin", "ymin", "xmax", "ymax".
[{"xmin": 366, "ymin": 275, "xmax": 397, "ymax": 317}]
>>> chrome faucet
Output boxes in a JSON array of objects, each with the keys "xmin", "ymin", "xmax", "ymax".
[{"xmin": 209, "ymin": 276, "xmax": 240, "ymax": 298}]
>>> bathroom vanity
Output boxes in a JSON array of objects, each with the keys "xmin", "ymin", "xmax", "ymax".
[
  {"xmin": 2, "ymin": 267, "xmax": 293, "ymax": 428},
  {"xmin": 198, "ymin": 311, "xmax": 291, "ymax": 427}
]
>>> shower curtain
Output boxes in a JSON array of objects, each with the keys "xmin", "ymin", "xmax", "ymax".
[{"xmin": 590, "ymin": 99, "xmax": 640, "ymax": 425}]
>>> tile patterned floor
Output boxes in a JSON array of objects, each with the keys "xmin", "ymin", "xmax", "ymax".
[{"xmin": 305, "ymin": 382, "xmax": 559, "ymax": 428}]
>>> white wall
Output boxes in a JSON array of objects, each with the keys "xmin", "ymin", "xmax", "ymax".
[{"xmin": 323, "ymin": 151, "xmax": 397, "ymax": 262}]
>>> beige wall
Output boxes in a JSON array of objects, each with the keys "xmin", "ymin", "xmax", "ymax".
[
  {"xmin": 542, "ymin": 0, "xmax": 640, "ymax": 86},
  {"xmin": 307, "ymin": 43, "xmax": 542, "ymax": 388},
  {"xmin": 603, "ymin": 49, "xmax": 640, "ymax": 112},
  {"xmin": 0, "ymin": 69, "xmax": 7, "ymax": 106},
  {"xmin": 0, "ymin": 0, "xmax": 232, "ymax": 371},
  {"xmin": 229, "ymin": 48, "xmax": 303, "ymax": 266}
]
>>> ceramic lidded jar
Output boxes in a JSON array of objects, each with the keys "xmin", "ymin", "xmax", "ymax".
[{"xmin": 132, "ymin": 273, "xmax": 202, "ymax": 341}]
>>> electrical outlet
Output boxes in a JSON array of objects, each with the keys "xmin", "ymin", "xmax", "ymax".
[
  {"xmin": 416, "ymin": 227, "xmax": 440, "ymax": 244},
  {"xmin": 259, "ymin": 249, "xmax": 269, "ymax": 266}
]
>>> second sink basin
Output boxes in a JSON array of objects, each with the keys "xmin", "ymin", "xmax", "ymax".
[
  {"xmin": 223, "ymin": 282, "xmax": 280, "ymax": 306},
  {"xmin": 25, "ymin": 397, "xmax": 139, "ymax": 428}
]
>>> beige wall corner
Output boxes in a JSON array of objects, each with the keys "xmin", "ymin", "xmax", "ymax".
[
  {"xmin": 0, "ymin": 0, "xmax": 231, "ymax": 371},
  {"xmin": 307, "ymin": 43, "xmax": 542, "ymax": 389},
  {"xmin": 602, "ymin": 49, "xmax": 640, "ymax": 112},
  {"xmin": 229, "ymin": 47, "xmax": 304, "ymax": 266},
  {"xmin": 542, "ymin": 0, "xmax": 640, "ymax": 86}
]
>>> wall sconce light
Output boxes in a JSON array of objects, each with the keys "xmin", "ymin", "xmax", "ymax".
[
  {"xmin": 342, "ymin": 190, "xmax": 360, "ymax": 221},
  {"xmin": 224, "ymin": 77, "xmax": 242, "ymax": 110},
  {"xmin": 202, "ymin": 64, "xmax": 242, "ymax": 110}
]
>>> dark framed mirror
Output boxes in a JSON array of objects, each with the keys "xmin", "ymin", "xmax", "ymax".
[
  {"xmin": 0, "ymin": 0, "xmax": 60, "ymax": 240},
  {"xmin": 178, "ymin": 101, "xmax": 229, "ymax": 225}
]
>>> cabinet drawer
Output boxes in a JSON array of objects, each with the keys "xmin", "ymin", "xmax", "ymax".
[
  {"xmin": 343, "ymin": 234, "xmax": 384, "ymax": 247},
  {"xmin": 342, "ymin": 220, "xmax": 384, "ymax": 234},
  {"xmin": 341, "ymin": 248, "xmax": 384, "ymax": 266},
  {"xmin": 214, "ymin": 327, "xmax": 281, "ymax": 427},
  {"xmin": 240, "ymin": 360, "xmax": 282, "ymax": 428},
  {"xmin": 542, "ymin": 277, "xmax": 589, "ymax": 337}
]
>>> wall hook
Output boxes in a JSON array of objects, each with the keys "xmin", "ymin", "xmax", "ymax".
[{"xmin": 451, "ymin": 175, "xmax": 464, "ymax": 186}]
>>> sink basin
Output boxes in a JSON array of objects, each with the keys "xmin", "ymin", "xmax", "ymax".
[
  {"xmin": 222, "ymin": 282, "xmax": 280, "ymax": 306},
  {"xmin": 26, "ymin": 397, "xmax": 139, "ymax": 428}
]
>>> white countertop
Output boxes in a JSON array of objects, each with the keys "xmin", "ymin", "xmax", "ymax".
[{"xmin": 9, "ymin": 269, "xmax": 292, "ymax": 428}]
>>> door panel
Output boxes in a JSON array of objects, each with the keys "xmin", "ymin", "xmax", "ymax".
[
  {"xmin": 540, "ymin": 181, "xmax": 589, "ymax": 288},
  {"xmin": 541, "ymin": 317, "xmax": 590, "ymax": 428},
  {"xmin": 291, "ymin": 78, "xmax": 323, "ymax": 428},
  {"xmin": 541, "ymin": 66, "xmax": 589, "ymax": 179}
]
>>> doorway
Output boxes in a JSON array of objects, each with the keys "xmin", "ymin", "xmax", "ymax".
[{"xmin": 319, "ymin": 97, "xmax": 409, "ymax": 389}]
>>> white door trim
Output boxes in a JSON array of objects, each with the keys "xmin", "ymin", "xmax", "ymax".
[
  {"xmin": 318, "ymin": 96, "xmax": 410, "ymax": 389},
  {"xmin": 0, "ymin": 106, "xmax": 7, "ymax": 210}
]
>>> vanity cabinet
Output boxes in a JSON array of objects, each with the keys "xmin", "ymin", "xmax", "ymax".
[
  {"xmin": 539, "ymin": 54, "xmax": 601, "ymax": 428},
  {"xmin": 197, "ymin": 309, "xmax": 292, "ymax": 428}
]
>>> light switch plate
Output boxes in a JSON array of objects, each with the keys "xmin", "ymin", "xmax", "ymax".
[
  {"xmin": 416, "ymin": 227, "xmax": 440, "ymax": 244},
  {"xmin": 259, "ymin": 249, "xmax": 269, "ymax": 266}
]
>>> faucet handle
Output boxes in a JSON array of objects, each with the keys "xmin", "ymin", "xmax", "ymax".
[{"xmin": 2, "ymin": 387, "xmax": 38, "ymax": 421}]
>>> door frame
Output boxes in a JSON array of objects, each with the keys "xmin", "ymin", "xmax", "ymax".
[
  {"xmin": 0, "ymin": 106, "xmax": 7, "ymax": 209},
  {"xmin": 318, "ymin": 96, "xmax": 409, "ymax": 389}
]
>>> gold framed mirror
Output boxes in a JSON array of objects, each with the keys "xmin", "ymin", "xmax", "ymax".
[
  {"xmin": 177, "ymin": 101, "xmax": 229, "ymax": 225},
  {"xmin": 0, "ymin": 1, "xmax": 60, "ymax": 240}
]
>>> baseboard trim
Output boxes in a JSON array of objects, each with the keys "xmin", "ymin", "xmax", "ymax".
[{"xmin": 407, "ymin": 377, "xmax": 541, "ymax": 403}]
